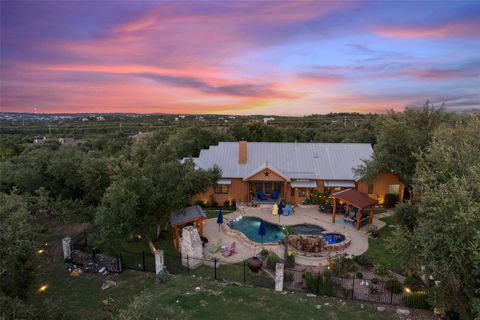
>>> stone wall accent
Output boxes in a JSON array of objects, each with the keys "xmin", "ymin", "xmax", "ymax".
[
  {"xmin": 155, "ymin": 249, "xmax": 164, "ymax": 274},
  {"xmin": 181, "ymin": 226, "xmax": 203, "ymax": 269},
  {"xmin": 275, "ymin": 262, "xmax": 284, "ymax": 292},
  {"xmin": 62, "ymin": 237, "xmax": 71, "ymax": 260}
]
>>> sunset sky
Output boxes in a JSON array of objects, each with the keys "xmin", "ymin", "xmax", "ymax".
[{"xmin": 1, "ymin": 1, "xmax": 479, "ymax": 115}]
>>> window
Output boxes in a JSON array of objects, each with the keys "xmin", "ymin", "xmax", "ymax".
[
  {"xmin": 214, "ymin": 185, "xmax": 229, "ymax": 194},
  {"xmin": 368, "ymin": 184, "xmax": 374, "ymax": 194},
  {"xmin": 388, "ymin": 184, "xmax": 400, "ymax": 195},
  {"xmin": 298, "ymin": 188, "xmax": 307, "ymax": 197}
]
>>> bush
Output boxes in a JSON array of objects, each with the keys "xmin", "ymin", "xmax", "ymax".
[
  {"xmin": 369, "ymin": 284, "xmax": 379, "ymax": 294},
  {"xmin": 371, "ymin": 278, "xmax": 379, "ymax": 285},
  {"xmin": 223, "ymin": 200, "xmax": 231, "ymax": 208},
  {"xmin": 195, "ymin": 200, "xmax": 206, "ymax": 208},
  {"xmin": 386, "ymin": 278, "xmax": 402, "ymax": 294},
  {"xmin": 230, "ymin": 199, "xmax": 236, "ymax": 208},
  {"xmin": 368, "ymin": 226, "xmax": 379, "ymax": 238},
  {"xmin": 209, "ymin": 195, "xmax": 218, "ymax": 208},
  {"xmin": 156, "ymin": 270, "xmax": 171, "ymax": 283},
  {"xmin": 356, "ymin": 272, "xmax": 363, "ymax": 279},
  {"xmin": 304, "ymin": 273, "xmax": 318, "ymax": 294},
  {"xmin": 259, "ymin": 249, "xmax": 269, "ymax": 258},
  {"xmin": 403, "ymin": 291, "xmax": 430, "ymax": 309},
  {"xmin": 286, "ymin": 252, "xmax": 295, "ymax": 268},
  {"xmin": 303, "ymin": 271, "xmax": 334, "ymax": 295},
  {"xmin": 354, "ymin": 255, "xmax": 374, "ymax": 267},
  {"xmin": 331, "ymin": 256, "xmax": 359, "ymax": 276},
  {"xmin": 374, "ymin": 263, "xmax": 388, "ymax": 276},
  {"xmin": 284, "ymin": 271, "xmax": 293, "ymax": 282},
  {"xmin": 384, "ymin": 193, "xmax": 399, "ymax": 208},
  {"xmin": 395, "ymin": 203, "xmax": 418, "ymax": 231},
  {"xmin": 404, "ymin": 276, "xmax": 425, "ymax": 291},
  {"xmin": 266, "ymin": 253, "xmax": 280, "ymax": 270}
]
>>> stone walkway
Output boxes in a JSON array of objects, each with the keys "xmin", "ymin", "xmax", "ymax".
[{"xmin": 202, "ymin": 206, "xmax": 386, "ymax": 267}]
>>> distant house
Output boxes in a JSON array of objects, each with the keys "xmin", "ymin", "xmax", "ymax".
[
  {"xmin": 58, "ymin": 137, "xmax": 86, "ymax": 145},
  {"xmin": 33, "ymin": 137, "xmax": 47, "ymax": 145},
  {"xmin": 263, "ymin": 117, "xmax": 275, "ymax": 124},
  {"xmin": 131, "ymin": 131, "xmax": 152, "ymax": 140},
  {"xmin": 96, "ymin": 116, "xmax": 105, "ymax": 121},
  {"xmin": 81, "ymin": 118, "xmax": 89, "ymax": 122},
  {"xmin": 184, "ymin": 141, "xmax": 404, "ymax": 205}
]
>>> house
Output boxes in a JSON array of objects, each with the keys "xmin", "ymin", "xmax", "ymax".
[
  {"xmin": 58, "ymin": 137, "xmax": 86, "ymax": 145},
  {"xmin": 184, "ymin": 141, "xmax": 404, "ymax": 206},
  {"xmin": 263, "ymin": 117, "xmax": 275, "ymax": 124}
]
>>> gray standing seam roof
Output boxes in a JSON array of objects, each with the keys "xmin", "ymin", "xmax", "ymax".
[
  {"xmin": 170, "ymin": 205, "xmax": 207, "ymax": 226},
  {"xmin": 183, "ymin": 142, "xmax": 373, "ymax": 181}
]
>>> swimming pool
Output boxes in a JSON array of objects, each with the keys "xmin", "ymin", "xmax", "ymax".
[
  {"xmin": 227, "ymin": 217, "xmax": 343, "ymax": 245},
  {"xmin": 228, "ymin": 216, "xmax": 285, "ymax": 243}
]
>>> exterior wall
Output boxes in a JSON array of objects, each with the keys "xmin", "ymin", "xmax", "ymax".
[
  {"xmin": 357, "ymin": 172, "xmax": 404, "ymax": 203},
  {"xmin": 247, "ymin": 170, "xmax": 285, "ymax": 182},
  {"xmin": 190, "ymin": 178, "xmax": 249, "ymax": 205},
  {"xmin": 287, "ymin": 180, "xmax": 324, "ymax": 205}
]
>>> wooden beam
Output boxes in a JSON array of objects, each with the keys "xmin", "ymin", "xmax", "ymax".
[
  {"xmin": 369, "ymin": 207, "xmax": 374, "ymax": 224},
  {"xmin": 332, "ymin": 197, "xmax": 337, "ymax": 223},
  {"xmin": 356, "ymin": 208, "xmax": 361, "ymax": 230}
]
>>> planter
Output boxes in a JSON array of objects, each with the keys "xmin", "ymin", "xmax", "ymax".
[{"xmin": 248, "ymin": 257, "xmax": 263, "ymax": 273}]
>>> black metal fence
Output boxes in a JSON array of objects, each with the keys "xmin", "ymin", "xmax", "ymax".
[{"xmin": 67, "ymin": 230, "xmax": 426, "ymax": 308}]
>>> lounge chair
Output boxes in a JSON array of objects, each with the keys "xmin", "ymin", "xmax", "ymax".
[
  {"xmin": 222, "ymin": 241, "xmax": 237, "ymax": 257},
  {"xmin": 209, "ymin": 239, "xmax": 224, "ymax": 253},
  {"xmin": 257, "ymin": 190, "xmax": 267, "ymax": 200},
  {"xmin": 271, "ymin": 189, "xmax": 279, "ymax": 200}
]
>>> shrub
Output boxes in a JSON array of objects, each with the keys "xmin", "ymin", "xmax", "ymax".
[
  {"xmin": 404, "ymin": 276, "xmax": 425, "ymax": 291},
  {"xmin": 286, "ymin": 252, "xmax": 295, "ymax": 268},
  {"xmin": 368, "ymin": 226, "xmax": 379, "ymax": 238},
  {"xmin": 354, "ymin": 255, "xmax": 374, "ymax": 267},
  {"xmin": 259, "ymin": 249, "xmax": 269, "ymax": 258},
  {"xmin": 386, "ymin": 278, "xmax": 402, "ymax": 294},
  {"xmin": 395, "ymin": 203, "xmax": 418, "ymax": 231},
  {"xmin": 266, "ymin": 253, "xmax": 280, "ymax": 270},
  {"xmin": 284, "ymin": 271, "xmax": 293, "ymax": 282},
  {"xmin": 223, "ymin": 200, "xmax": 231, "ymax": 208},
  {"xmin": 369, "ymin": 284, "xmax": 379, "ymax": 294},
  {"xmin": 356, "ymin": 272, "xmax": 363, "ymax": 279},
  {"xmin": 304, "ymin": 273, "xmax": 318, "ymax": 294},
  {"xmin": 230, "ymin": 199, "xmax": 236, "ymax": 208},
  {"xmin": 374, "ymin": 263, "xmax": 388, "ymax": 276},
  {"xmin": 371, "ymin": 278, "xmax": 379, "ymax": 285},
  {"xmin": 384, "ymin": 193, "xmax": 399, "ymax": 208},
  {"xmin": 195, "ymin": 200, "xmax": 206, "ymax": 208},
  {"xmin": 403, "ymin": 291, "xmax": 430, "ymax": 309},
  {"xmin": 331, "ymin": 256, "xmax": 358, "ymax": 276},
  {"xmin": 209, "ymin": 195, "xmax": 218, "ymax": 208},
  {"xmin": 156, "ymin": 270, "xmax": 171, "ymax": 283},
  {"xmin": 320, "ymin": 270, "xmax": 334, "ymax": 295}
]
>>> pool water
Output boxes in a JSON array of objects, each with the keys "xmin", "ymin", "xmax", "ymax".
[
  {"xmin": 323, "ymin": 233, "xmax": 346, "ymax": 244},
  {"xmin": 228, "ymin": 216, "xmax": 285, "ymax": 243},
  {"xmin": 228, "ymin": 217, "xmax": 346, "ymax": 245}
]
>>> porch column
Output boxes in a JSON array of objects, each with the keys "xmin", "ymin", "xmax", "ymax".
[
  {"xmin": 356, "ymin": 207, "xmax": 362, "ymax": 230},
  {"xmin": 369, "ymin": 207, "xmax": 374, "ymax": 224},
  {"xmin": 332, "ymin": 197, "xmax": 337, "ymax": 223}
]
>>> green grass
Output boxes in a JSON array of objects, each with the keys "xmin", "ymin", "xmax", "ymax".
[
  {"xmin": 204, "ymin": 209, "xmax": 235, "ymax": 219},
  {"xmin": 361, "ymin": 216, "xmax": 404, "ymax": 274}
]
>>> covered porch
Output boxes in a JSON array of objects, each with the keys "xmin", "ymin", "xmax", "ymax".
[
  {"xmin": 244, "ymin": 162, "xmax": 289, "ymax": 203},
  {"xmin": 170, "ymin": 205, "xmax": 207, "ymax": 252},
  {"xmin": 331, "ymin": 189, "xmax": 378, "ymax": 230}
]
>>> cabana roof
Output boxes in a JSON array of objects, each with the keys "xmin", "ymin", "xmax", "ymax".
[
  {"xmin": 333, "ymin": 189, "xmax": 377, "ymax": 209},
  {"xmin": 170, "ymin": 205, "xmax": 207, "ymax": 226}
]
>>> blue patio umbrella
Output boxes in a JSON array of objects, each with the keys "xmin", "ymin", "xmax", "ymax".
[
  {"xmin": 217, "ymin": 209, "xmax": 223, "ymax": 231},
  {"xmin": 277, "ymin": 201, "xmax": 284, "ymax": 223},
  {"xmin": 259, "ymin": 220, "xmax": 266, "ymax": 243}
]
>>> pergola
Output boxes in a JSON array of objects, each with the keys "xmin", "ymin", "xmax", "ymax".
[
  {"xmin": 170, "ymin": 205, "xmax": 207, "ymax": 252},
  {"xmin": 331, "ymin": 189, "xmax": 378, "ymax": 230}
]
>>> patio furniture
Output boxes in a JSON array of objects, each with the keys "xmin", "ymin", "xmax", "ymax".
[
  {"xmin": 257, "ymin": 190, "xmax": 267, "ymax": 200},
  {"xmin": 209, "ymin": 239, "xmax": 224, "ymax": 253},
  {"xmin": 200, "ymin": 236, "xmax": 209, "ymax": 248},
  {"xmin": 271, "ymin": 189, "xmax": 279, "ymax": 200},
  {"xmin": 284, "ymin": 204, "xmax": 291, "ymax": 216},
  {"xmin": 319, "ymin": 203, "xmax": 333, "ymax": 213},
  {"xmin": 222, "ymin": 242, "xmax": 237, "ymax": 257}
]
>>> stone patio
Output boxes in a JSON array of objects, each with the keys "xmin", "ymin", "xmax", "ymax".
[{"xmin": 202, "ymin": 205, "xmax": 386, "ymax": 267}]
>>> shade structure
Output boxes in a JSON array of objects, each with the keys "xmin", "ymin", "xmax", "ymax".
[
  {"xmin": 216, "ymin": 209, "xmax": 223, "ymax": 231},
  {"xmin": 331, "ymin": 189, "xmax": 378, "ymax": 230},
  {"xmin": 259, "ymin": 220, "xmax": 266, "ymax": 243}
]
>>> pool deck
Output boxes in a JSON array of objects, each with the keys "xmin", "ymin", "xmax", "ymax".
[{"xmin": 203, "ymin": 205, "xmax": 386, "ymax": 267}]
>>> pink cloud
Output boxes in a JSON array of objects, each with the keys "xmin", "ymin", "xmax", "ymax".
[{"xmin": 374, "ymin": 20, "xmax": 480, "ymax": 39}]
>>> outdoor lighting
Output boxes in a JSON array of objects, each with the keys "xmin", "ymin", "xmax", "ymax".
[
  {"xmin": 404, "ymin": 287, "xmax": 411, "ymax": 294},
  {"xmin": 136, "ymin": 235, "xmax": 142, "ymax": 239},
  {"xmin": 36, "ymin": 249, "xmax": 45, "ymax": 254},
  {"xmin": 38, "ymin": 285, "xmax": 48, "ymax": 293}
]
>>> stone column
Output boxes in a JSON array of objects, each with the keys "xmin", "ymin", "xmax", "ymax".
[
  {"xmin": 62, "ymin": 237, "xmax": 71, "ymax": 261},
  {"xmin": 275, "ymin": 262, "xmax": 284, "ymax": 292},
  {"xmin": 155, "ymin": 249, "xmax": 165, "ymax": 274},
  {"xmin": 181, "ymin": 226, "xmax": 203, "ymax": 269}
]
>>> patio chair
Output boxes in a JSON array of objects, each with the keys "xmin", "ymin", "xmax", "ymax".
[
  {"xmin": 257, "ymin": 190, "xmax": 267, "ymax": 200},
  {"xmin": 209, "ymin": 239, "xmax": 224, "ymax": 254},
  {"xmin": 222, "ymin": 241, "xmax": 237, "ymax": 257},
  {"xmin": 271, "ymin": 189, "xmax": 279, "ymax": 200}
]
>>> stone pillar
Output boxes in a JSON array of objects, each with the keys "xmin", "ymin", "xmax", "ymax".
[
  {"xmin": 275, "ymin": 262, "xmax": 284, "ymax": 292},
  {"xmin": 62, "ymin": 237, "xmax": 71, "ymax": 261},
  {"xmin": 155, "ymin": 249, "xmax": 164, "ymax": 274},
  {"xmin": 181, "ymin": 226, "xmax": 203, "ymax": 269}
]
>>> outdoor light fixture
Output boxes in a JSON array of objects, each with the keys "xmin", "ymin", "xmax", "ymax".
[
  {"xmin": 136, "ymin": 235, "xmax": 142, "ymax": 239},
  {"xmin": 36, "ymin": 249, "xmax": 45, "ymax": 254},
  {"xmin": 404, "ymin": 287, "xmax": 411, "ymax": 294},
  {"xmin": 38, "ymin": 285, "xmax": 48, "ymax": 293}
]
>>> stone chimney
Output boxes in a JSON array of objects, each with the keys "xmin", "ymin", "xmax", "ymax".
[{"xmin": 239, "ymin": 141, "xmax": 247, "ymax": 164}]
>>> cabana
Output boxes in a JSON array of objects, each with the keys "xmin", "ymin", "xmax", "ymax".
[
  {"xmin": 331, "ymin": 189, "xmax": 378, "ymax": 230},
  {"xmin": 170, "ymin": 205, "xmax": 207, "ymax": 252}
]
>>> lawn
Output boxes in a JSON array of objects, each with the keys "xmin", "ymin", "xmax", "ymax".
[
  {"xmin": 28, "ymin": 220, "xmax": 399, "ymax": 319},
  {"xmin": 361, "ymin": 216, "xmax": 404, "ymax": 274}
]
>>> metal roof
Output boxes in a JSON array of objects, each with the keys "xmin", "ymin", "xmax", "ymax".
[
  {"xmin": 184, "ymin": 142, "xmax": 372, "ymax": 180},
  {"xmin": 170, "ymin": 205, "xmax": 207, "ymax": 226},
  {"xmin": 333, "ymin": 189, "xmax": 377, "ymax": 209},
  {"xmin": 324, "ymin": 180, "xmax": 356, "ymax": 188},
  {"xmin": 291, "ymin": 180, "xmax": 318, "ymax": 188},
  {"xmin": 217, "ymin": 178, "xmax": 232, "ymax": 185}
]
